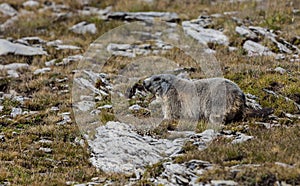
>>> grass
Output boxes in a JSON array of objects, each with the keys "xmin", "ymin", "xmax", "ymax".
[{"xmin": 0, "ymin": 0, "xmax": 299, "ymax": 185}]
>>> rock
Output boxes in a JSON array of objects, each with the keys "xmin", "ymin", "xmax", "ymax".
[
  {"xmin": 0, "ymin": 63, "xmax": 29, "ymax": 78},
  {"xmin": 70, "ymin": 22, "xmax": 97, "ymax": 34},
  {"xmin": 57, "ymin": 112, "xmax": 72, "ymax": 125},
  {"xmin": 18, "ymin": 36, "xmax": 45, "ymax": 45},
  {"xmin": 245, "ymin": 93, "xmax": 262, "ymax": 110},
  {"xmin": 46, "ymin": 40, "xmax": 63, "ymax": 46},
  {"xmin": 39, "ymin": 147, "xmax": 52, "ymax": 153},
  {"xmin": 45, "ymin": 59, "xmax": 56, "ymax": 67},
  {"xmin": 89, "ymin": 122, "xmax": 186, "ymax": 173},
  {"xmin": 192, "ymin": 129, "xmax": 218, "ymax": 143},
  {"xmin": 50, "ymin": 106, "xmax": 59, "ymax": 112},
  {"xmin": 249, "ymin": 26, "xmax": 299, "ymax": 54},
  {"xmin": 211, "ymin": 180, "xmax": 238, "ymax": 185},
  {"xmin": 232, "ymin": 133, "xmax": 253, "ymax": 144},
  {"xmin": 10, "ymin": 107, "xmax": 22, "ymax": 118},
  {"xmin": 0, "ymin": 39, "xmax": 47, "ymax": 56},
  {"xmin": 55, "ymin": 45, "xmax": 81, "ymax": 50},
  {"xmin": 74, "ymin": 101, "xmax": 95, "ymax": 112},
  {"xmin": 107, "ymin": 11, "xmax": 179, "ymax": 22},
  {"xmin": 182, "ymin": 21, "xmax": 229, "ymax": 46},
  {"xmin": 33, "ymin": 68, "xmax": 51, "ymax": 75},
  {"xmin": 38, "ymin": 139, "xmax": 53, "ymax": 144},
  {"xmin": 243, "ymin": 40, "xmax": 275, "ymax": 57},
  {"xmin": 275, "ymin": 162, "xmax": 294, "ymax": 168},
  {"xmin": 128, "ymin": 104, "xmax": 142, "ymax": 111},
  {"xmin": 235, "ymin": 26, "xmax": 257, "ymax": 40},
  {"xmin": 76, "ymin": 0, "xmax": 92, "ymax": 5},
  {"xmin": 274, "ymin": 67, "xmax": 286, "ymax": 74},
  {"xmin": 57, "ymin": 55, "xmax": 83, "ymax": 66},
  {"xmin": 23, "ymin": 0, "xmax": 39, "ymax": 7},
  {"xmin": 0, "ymin": 3, "xmax": 18, "ymax": 16},
  {"xmin": 0, "ymin": 135, "xmax": 5, "ymax": 142},
  {"xmin": 98, "ymin": 105, "xmax": 112, "ymax": 109},
  {"xmin": 0, "ymin": 63, "xmax": 29, "ymax": 71}
]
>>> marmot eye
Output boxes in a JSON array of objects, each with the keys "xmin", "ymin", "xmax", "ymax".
[{"xmin": 153, "ymin": 77, "xmax": 160, "ymax": 82}]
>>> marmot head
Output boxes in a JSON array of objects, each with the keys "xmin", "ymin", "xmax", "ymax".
[{"xmin": 143, "ymin": 74, "xmax": 176, "ymax": 97}]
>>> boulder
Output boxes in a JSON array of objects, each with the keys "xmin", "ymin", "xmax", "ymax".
[{"xmin": 0, "ymin": 39, "xmax": 47, "ymax": 56}]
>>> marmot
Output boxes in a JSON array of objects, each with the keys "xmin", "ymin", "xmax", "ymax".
[{"xmin": 143, "ymin": 74, "xmax": 246, "ymax": 126}]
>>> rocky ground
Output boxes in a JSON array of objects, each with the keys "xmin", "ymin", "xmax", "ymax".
[{"xmin": 0, "ymin": 0, "xmax": 300, "ymax": 185}]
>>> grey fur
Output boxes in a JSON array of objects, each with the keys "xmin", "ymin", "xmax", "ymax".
[{"xmin": 143, "ymin": 74, "xmax": 246, "ymax": 125}]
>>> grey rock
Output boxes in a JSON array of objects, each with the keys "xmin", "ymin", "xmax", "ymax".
[
  {"xmin": 74, "ymin": 101, "xmax": 95, "ymax": 112},
  {"xmin": 0, "ymin": 135, "xmax": 5, "ymax": 142},
  {"xmin": 2, "ymin": 65, "xmax": 25, "ymax": 77},
  {"xmin": 107, "ymin": 11, "xmax": 179, "ymax": 22},
  {"xmin": 284, "ymin": 113, "xmax": 300, "ymax": 119},
  {"xmin": 107, "ymin": 43, "xmax": 132, "ymax": 51},
  {"xmin": 232, "ymin": 133, "xmax": 253, "ymax": 144},
  {"xmin": 182, "ymin": 21, "xmax": 229, "ymax": 46},
  {"xmin": 38, "ymin": 139, "xmax": 53, "ymax": 144},
  {"xmin": 11, "ymin": 107, "xmax": 22, "ymax": 118},
  {"xmin": 0, "ymin": 63, "xmax": 29, "ymax": 71},
  {"xmin": 0, "ymin": 39, "xmax": 47, "ymax": 56},
  {"xmin": 275, "ymin": 162, "xmax": 294, "ymax": 168},
  {"xmin": 98, "ymin": 105, "xmax": 112, "ymax": 109},
  {"xmin": 89, "ymin": 122, "xmax": 186, "ymax": 173},
  {"xmin": 55, "ymin": 45, "xmax": 81, "ymax": 50},
  {"xmin": 7, "ymin": 70, "xmax": 19, "ymax": 78},
  {"xmin": 45, "ymin": 59, "xmax": 56, "ymax": 67},
  {"xmin": 0, "ymin": 3, "xmax": 18, "ymax": 16},
  {"xmin": 46, "ymin": 40, "xmax": 63, "ymax": 46},
  {"xmin": 33, "ymin": 67, "xmax": 51, "ymax": 75},
  {"xmin": 70, "ymin": 22, "xmax": 97, "ymax": 34},
  {"xmin": 235, "ymin": 26, "xmax": 257, "ymax": 40},
  {"xmin": 245, "ymin": 93, "xmax": 262, "ymax": 110},
  {"xmin": 74, "ymin": 77, "xmax": 108, "ymax": 96},
  {"xmin": 18, "ymin": 36, "xmax": 45, "ymax": 45},
  {"xmin": 57, "ymin": 112, "xmax": 72, "ymax": 125},
  {"xmin": 23, "ymin": 0, "xmax": 39, "ymax": 7},
  {"xmin": 39, "ymin": 147, "xmax": 52, "ymax": 153},
  {"xmin": 57, "ymin": 54, "xmax": 83, "ymax": 66},
  {"xmin": 243, "ymin": 40, "xmax": 275, "ymax": 56},
  {"xmin": 211, "ymin": 180, "xmax": 238, "ymax": 186},
  {"xmin": 249, "ymin": 26, "xmax": 299, "ymax": 54},
  {"xmin": 274, "ymin": 67, "xmax": 286, "ymax": 74},
  {"xmin": 50, "ymin": 106, "xmax": 60, "ymax": 111}
]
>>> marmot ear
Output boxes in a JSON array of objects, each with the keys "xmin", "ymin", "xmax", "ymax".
[{"xmin": 161, "ymin": 82, "xmax": 170, "ymax": 95}]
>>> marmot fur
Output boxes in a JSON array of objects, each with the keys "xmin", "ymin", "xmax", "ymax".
[{"xmin": 143, "ymin": 74, "xmax": 246, "ymax": 125}]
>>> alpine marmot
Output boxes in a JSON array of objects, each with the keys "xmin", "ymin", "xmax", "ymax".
[{"xmin": 143, "ymin": 74, "xmax": 246, "ymax": 125}]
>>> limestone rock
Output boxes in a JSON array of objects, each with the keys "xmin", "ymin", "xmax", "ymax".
[
  {"xmin": 0, "ymin": 3, "xmax": 18, "ymax": 16},
  {"xmin": 23, "ymin": 1, "xmax": 39, "ymax": 7},
  {"xmin": 70, "ymin": 22, "xmax": 97, "ymax": 34},
  {"xmin": 0, "ymin": 39, "xmax": 47, "ymax": 56},
  {"xmin": 274, "ymin": 67, "xmax": 286, "ymax": 75},
  {"xmin": 89, "ymin": 122, "xmax": 186, "ymax": 173},
  {"xmin": 182, "ymin": 20, "xmax": 229, "ymax": 46},
  {"xmin": 235, "ymin": 26, "xmax": 257, "ymax": 40},
  {"xmin": 107, "ymin": 11, "xmax": 179, "ymax": 22},
  {"xmin": 33, "ymin": 68, "xmax": 51, "ymax": 75},
  {"xmin": 243, "ymin": 40, "xmax": 275, "ymax": 56}
]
